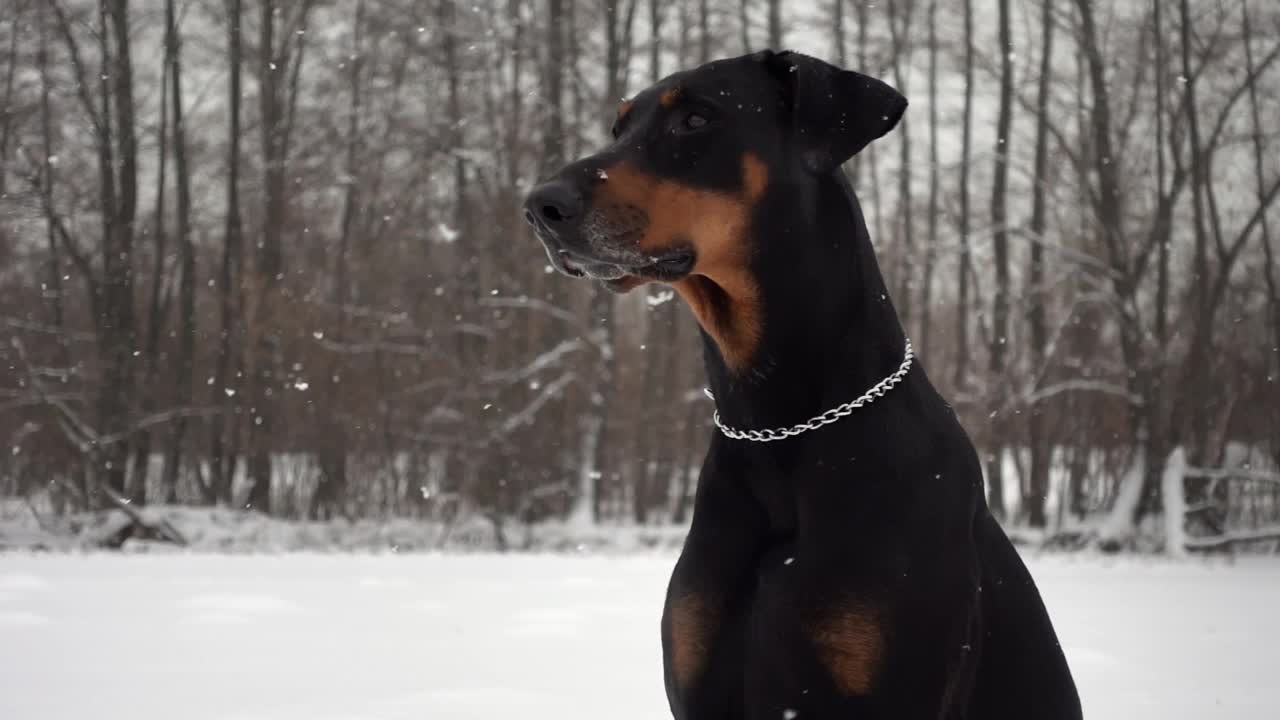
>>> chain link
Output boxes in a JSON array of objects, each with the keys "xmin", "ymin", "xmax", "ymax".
[{"xmin": 705, "ymin": 339, "xmax": 914, "ymax": 442}]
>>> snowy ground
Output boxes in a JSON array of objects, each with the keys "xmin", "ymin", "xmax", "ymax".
[{"xmin": 0, "ymin": 554, "xmax": 1276, "ymax": 720}]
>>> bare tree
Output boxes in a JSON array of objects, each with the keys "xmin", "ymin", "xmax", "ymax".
[
  {"xmin": 1242, "ymin": 1, "xmax": 1279, "ymax": 406},
  {"xmin": 0, "ymin": 1, "xmax": 24, "ymax": 199},
  {"xmin": 543, "ymin": 0, "xmax": 565, "ymax": 174},
  {"xmin": 953, "ymin": 0, "xmax": 975, "ymax": 391},
  {"xmin": 919, "ymin": 0, "xmax": 938, "ymax": 357},
  {"xmin": 312, "ymin": 0, "xmax": 367, "ymax": 521},
  {"xmin": 210, "ymin": 0, "xmax": 245, "ymax": 506},
  {"xmin": 768, "ymin": 0, "xmax": 782, "ymax": 48},
  {"xmin": 3, "ymin": 0, "xmax": 1278, "ymax": 548},
  {"xmin": 827, "ymin": 0, "xmax": 843, "ymax": 65},
  {"xmin": 45, "ymin": 0, "xmax": 141, "ymax": 501},
  {"xmin": 36, "ymin": 3, "xmax": 64, "ymax": 356},
  {"xmin": 886, "ymin": 0, "xmax": 916, "ymax": 329},
  {"xmin": 649, "ymin": 0, "xmax": 664, "ymax": 80},
  {"xmin": 698, "ymin": 0, "xmax": 710, "ymax": 64},
  {"xmin": 160, "ymin": 0, "xmax": 196, "ymax": 504},
  {"xmin": 1025, "ymin": 0, "xmax": 1055, "ymax": 528},
  {"xmin": 247, "ymin": 0, "xmax": 315, "ymax": 512},
  {"xmin": 131, "ymin": 2, "xmax": 173, "ymax": 505},
  {"xmin": 852, "ymin": 2, "xmax": 884, "ymax": 245},
  {"xmin": 986, "ymin": 0, "xmax": 1014, "ymax": 520}
]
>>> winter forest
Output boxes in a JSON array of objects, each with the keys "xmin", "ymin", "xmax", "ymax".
[{"xmin": 1, "ymin": 0, "xmax": 1278, "ymax": 553}]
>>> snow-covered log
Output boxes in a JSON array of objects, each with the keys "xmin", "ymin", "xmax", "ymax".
[{"xmin": 1161, "ymin": 447, "xmax": 1188, "ymax": 558}]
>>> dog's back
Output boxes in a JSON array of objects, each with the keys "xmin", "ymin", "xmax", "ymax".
[{"xmin": 969, "ymin": 513, "xmax": 1083, "ymax": 718}]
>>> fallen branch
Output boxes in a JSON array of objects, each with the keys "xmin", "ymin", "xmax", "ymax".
[
  {"xmin": 1185, "ymin": 466, "xmax": 1280, "ymax": 484},
  {"xmin": 95, "ymin": 482, "xmax": 188, "ymax": 548},
  {"xmin": 11, "ymin": 338, "xmax": 186, "ymax": 547},
  {"xmin": 1185, "ymin": 527, "xmax": 1280, "ymax": 550}
]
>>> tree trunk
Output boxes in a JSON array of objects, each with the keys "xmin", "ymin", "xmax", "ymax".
[
  {"xmin": 632, "ymin": 0, "xmax": 676, "ymax": 524},
  {"xmin": 604, "ymin": 0, "xmax": 622, "ymax": 108},
  {"xmin": 699, "ymin": 0, "xmax": 710, "ymax": 64},
  {"xmin": 1153, "ymin": 0, "xmax": 1169, "ymax": 350},
  {"xmin": 954, "ymin": 0, "xmax": 974, "ymax": 391},
  {"xmin": 832, "ymin": 0, "xmax": 845, "ymax": 66},
  {"xmin": 161, "ymin": 0, "xmax": 195, "ymax": 504},
  {"xmin": 853, "ymin": 2, "xmax": 883, "ymax": 246},
  {"xmin": 1025, "ymin": 0, "xmax": 1055, "ymax": 529},
  {"xmin": 886, "ymin": 0, "xmax": 914, "ymax": 330},
  {"xmin": 1177, "ymin": 0, "xmax": 1211, "ymax": 464},
  {"xmin": 1242, "ymin": 1, "xmax": 1279, "ymax": 426},
  {"xmin": 986, "ymin": 0, "xmax": 1013, "ymax": 521},
  {"xmin": 131, "ymin": 27, "xmax": 170, "ymax": 506},
  {"xmin": 1074, "ymin": 0, "xmax": 1157, "ymax": 524},
  {"xmin": 99, "ymin": 0, "xmax": 139, "ymax": 503},
  {"xmin": 920, "ymin": 0, "xmax": 937, "ymax": 358},
  {"xmin": 0, "ymin": 2, "xmax": 21, "ymax": 199},
  {"xmin": 248, "ymin": 0, "xmax": 312, "ymax": 513},
  {"xmin": 671, "ymin": 399, "xmax": 700, "ymax": 524},
  {"xmin": 248, "ymin": 0, "xmax": 283, "ymax": 513},
  {"xmin": 768, "ymin": 0, "xmax": 782, "ymax": 48},
  {"xmin": 211, "ymin": 0, "xmax": 245, "ymax": 507},
  {"xmin": 504, "ymin": 0, "xmax": 526, "ymax": 189},
  {"xmin": 315, "ymin": 0, "xmax": 366, "ymax": 521},
  {"xmin": 37, "ymin": 2, "xmax": 69, "ymax": 373},
  {"xmin": 649, "ymin": 0, "xmax": 662, "ymax": 81},
  {"xmin": 564, "ymin": 0, "xmax": 584, "ymax": 159},
  {"xmin": 569, "ymin": 0, "xmax": 635, "ymax": 523},
  {"xmin": 543, "ymin": 0, "xmax": 565, "ymax": 173}
]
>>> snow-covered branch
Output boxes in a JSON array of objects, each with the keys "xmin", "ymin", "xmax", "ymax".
[
  {"xmin": 482, "ymin": 338, "xmax": 585, "ymax": 385},
  {"xmin": 493, "ymin": 372, "xmax": 577, "ymax": 440},
  {"xmin": 1024, "ymin": 379, "xmax": 1144, "ymax": 407}
]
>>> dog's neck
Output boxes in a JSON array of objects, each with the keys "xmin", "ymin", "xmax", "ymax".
[{"xmin": 697, "ymin": 170, "xmax": 908, "ymax": 437}]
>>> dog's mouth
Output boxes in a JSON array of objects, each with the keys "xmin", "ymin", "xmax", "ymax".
[{"xmin": 543, "ymin": 244, "xmax": 696, "ymax": 293}]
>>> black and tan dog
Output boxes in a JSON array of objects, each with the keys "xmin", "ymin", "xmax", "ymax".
[{"xmin": 524, "ymin": 50, "xmax": 1081, "ymax": 720}]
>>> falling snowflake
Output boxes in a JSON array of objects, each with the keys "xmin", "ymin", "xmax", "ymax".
[
  {"xmin": 437, "ymin": 223, "xmax": 460, "ymax": 243},
  {"xmin": 646, "ymin": 290, "xmax": 675, "ymax": 307}
]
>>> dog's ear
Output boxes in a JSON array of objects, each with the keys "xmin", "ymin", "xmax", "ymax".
[{"xmin": 758, "ymin": 50, "xmax": 907, "ymax": 174}]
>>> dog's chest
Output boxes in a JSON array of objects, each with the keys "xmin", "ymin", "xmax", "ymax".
[{"xmin": 740, "ymin": 451, "xmax": 801, "ymax": 535}]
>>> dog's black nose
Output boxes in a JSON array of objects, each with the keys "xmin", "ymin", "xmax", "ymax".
[{"xmin": 526, "ymin": 180, "xmax": 584, "ymax": 227}]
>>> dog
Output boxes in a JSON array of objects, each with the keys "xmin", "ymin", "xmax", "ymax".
[{"xmin": 524, "ymin": 50, "xmax": 1082, "ymax": 720}]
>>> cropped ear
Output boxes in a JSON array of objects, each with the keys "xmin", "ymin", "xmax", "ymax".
[{"xmin": 759, "ymin": 50, "xmax": 908, "ymax": 173}]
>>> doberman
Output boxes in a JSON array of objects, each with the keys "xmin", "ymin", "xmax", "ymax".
[{"xmin": 524, "ymin": 50, "xmax": 1082, "ymax": 720}]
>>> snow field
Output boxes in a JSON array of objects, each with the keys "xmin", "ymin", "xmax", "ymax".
[{"xmin": 0, "ymin": 553, "xmax": 1276, "ymax": 719}]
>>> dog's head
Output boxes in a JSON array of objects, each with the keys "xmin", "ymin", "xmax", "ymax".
[{"xmin": 524, "ymin": 50, "xmax": 906, "ymax": 369}]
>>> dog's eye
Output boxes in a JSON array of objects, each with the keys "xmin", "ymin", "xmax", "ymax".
[{"xmin": 683, "ymin": 112, "xmax": 708, "ymax": 131}]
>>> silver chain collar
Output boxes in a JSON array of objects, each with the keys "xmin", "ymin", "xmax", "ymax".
[{"xmin": 704, "ymin": 339, "xmax": 914, "ymax": 442}]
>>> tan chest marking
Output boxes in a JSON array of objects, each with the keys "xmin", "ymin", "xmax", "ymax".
[
  {"xmin": 669, "ymin": 592, "xmax": 720, "ymax": 689},
  {"xmin": 809, "ymin": 601, "xmax": 885, "ymax": 696}
]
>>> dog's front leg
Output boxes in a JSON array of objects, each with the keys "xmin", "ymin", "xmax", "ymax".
[{"xmin": 661, "ymin": 449, "xmax": 769, "ymax": 720}]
